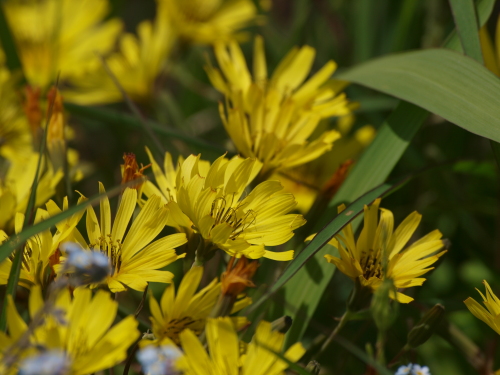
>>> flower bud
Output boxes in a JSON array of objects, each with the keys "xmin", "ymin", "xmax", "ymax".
[
  {"xmin": 121, "ymin": 152, "xmax": 150, "ymax": 191},
  {"xmin": 371, "ymin": 278, "xmax": 398, "ymax": 332},
  {"xmin": 407, "ymin": 304, "xmax": 445, "ymax": 349},
  {"xmin": 306, "ymin": 360, "xmax": 321, "ymax": 375}
]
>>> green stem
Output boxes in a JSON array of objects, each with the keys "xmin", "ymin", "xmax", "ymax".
[{"xmin": 315, "ymin": 311, "xmax": 351, "ymax": 359}]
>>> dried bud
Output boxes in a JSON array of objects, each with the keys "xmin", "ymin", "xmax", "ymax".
[
  {"xmin": 407, "ymin": 304, "xmax": 445, "ymax": 349},
  {"xmin": 61, "ymin": 242, "xmax": 110, "ymax": 286},
  {"xmin": 322, "ymin": 159, "xmax": 354, "ymax": 200},
  {"xmin": 121, "ymin": 152, "xmax": 150, "ymax": 190},
  {"xmin": 19, "ymin": 350, "xmax": 71, "ymax": 375},
  {"xmin": 221, "ymin": 256, "xmax": 259, "ymax": 297},
  {"xmin": 46, "ymin": 87, "xmax": 66, "ymax": 170},
  {"xmin": 23, "ymin": 85, "xmax": 43, "ymax": 141},
  {"xmin": 137, "ymin": 345, "xmax": 182, "ymax": 375}
]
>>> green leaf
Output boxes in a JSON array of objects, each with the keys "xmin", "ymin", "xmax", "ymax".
[
  {"xmin": 246, "ymin": 178, "xmax": 407, "ymax": 316},
  {"xmin": 64, "ymin": 103, "xmax": 227, "ymax": 156},
  {"xmin": 337, "ymin": 49, "xmax": 500, "ymax": 143},
  {"xmin": 448, "ymin": 0, "xmax": 484, "ymax": 63}
]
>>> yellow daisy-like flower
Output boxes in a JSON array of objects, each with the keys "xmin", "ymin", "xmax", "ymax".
[
  {"xmin": 149, "ymin": 266, "xmax": 250, "ymax": 345},
  {"xmin": 158, "ymin": 0, "xmax": 257, "ymax": 45},
  {"xmin": 208, "ymin": 36, "xmax": 352, "ymax": 175},
  {"xmin": 174, "ymin": 153, "xmax": 305, "ymax": 261},
  {"xmin": 272, "ymin": 115, "xmax": 375, "ymax": 214},
  {"xmin": 65, "ymin": 9, "xmax": 175, "ymax": 105},
  {"xmin": 0, "ymin": 197, "xmax": 85, "ymax": 289},
  {"xmin": 177, "ymin": 317, "xmax": 305, "ymax": 375},
  {"xmin": 0, "ymin": 67, "xmax": 32, "ymax": 162},
  {"xmin": 0, "ymin": 153, "xmax": 63, "ymax": 232},
  {"xmin": 464, "ymin": 280, "xmax": 500, "ymax": 335},
  {"xmin": 70, "ymin": 183, "xmax": 187, "ymax": 292},
  {"xmin": 480, "ymin": 15, "xmax": 500, "ymax": 76},
  {"xmin": 322, "ymin": 198, "xmax": 447, "ymax": 303},
  {"xmin": 4, "ymin": 286, "xmax": 139, "ymax": 375},
  {"xmin": 3, "ymin": 0, "xmax": 122, "ymax": 89}
]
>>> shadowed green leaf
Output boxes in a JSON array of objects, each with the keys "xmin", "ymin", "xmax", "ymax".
[{"xmin": 449, "ymin": 0, "xmax": 483, "ymax": 63}]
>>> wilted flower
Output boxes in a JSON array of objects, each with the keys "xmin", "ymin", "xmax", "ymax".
[
  {"xmin": 19, "ymin": 350, "xmax": 71, "ymax": 375},
  {"xmin": 61, "ymin": 242, "xmax": 111, "ymax": 286},
  {"xmin": 137, "ymin": 345, "xmax": 182, "ymax": 375}
]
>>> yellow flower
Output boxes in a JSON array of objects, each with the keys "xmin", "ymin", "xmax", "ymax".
[
  {"xmin": 3, "ymin": 0, "xmax": 122, "ymax": 89},
  {"xmin": 271, "ymin": 115, "xmax": 375, "ymax": 214},
  {"xmin": 70, "ymin": 183, "xmax": 187, "ymax": 292},
  {"xmin": 0, "ymin": 196, "xmax": 85, "ymax": 289},
  {"xmin": 176, "ymin": 317, "xmax": 305, "ymax": 375},
  {"xmin": 480, "ymin": 15, "xmax": 500, "ymax": 76},
  {"xmin": 0, "ymin": 153, "xmax": 63, "ymax": 232},
  {"xmin": 174, "ymin": 153, "xmax": 305, "ymax": 261},
  {"xmin": 65, "ymin": 11, "xmax": 174, "ymax": 104},
  {"xmin": 0, "ymin": 67, "xmax": 32, "ymax": 162},
  {"xmin": 209, "ymin": 36, "xmax": 353, "ymax": 175},
  {"xmin": 4, "ymin": 286, "xmax": 139, "ymax": 375},
  {"xmin": 322, "ymin": 198, "xmax": 447, "ymax": 303},
  {"xmin": 464, "ymin": 280, "xmax": 500, "ymax": 335},
  {"xmin": 142, "ymin": 147, "xmax": 210, "ymax": 233},
  {"xmin": 148, "ymin": 266, "xmax": 250, "ymax": 345},
  {"xmin": 158, "ymin": 0, "xmax": 257, "ymax": 45}
]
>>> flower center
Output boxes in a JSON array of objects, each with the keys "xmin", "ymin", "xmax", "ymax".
[
  {"xmin": 210, "ymin": 196, "xmax": 256, "ymax": 240},
  {"xmin": 359, "ymin": 248, "xmax": 382, "ymax": 280},
  {"xmin": 162, "ymin": 317, "xmax": 200, "ymax": 345},
  {"xmin": 89, "ymin": 235, "xmax": 122, "ymax": 273}
]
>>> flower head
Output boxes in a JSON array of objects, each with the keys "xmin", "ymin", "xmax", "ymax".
[
  {"xmin": 3, "ymin": 0, "xmax": 122, "ymax": 89},
  {"xmin": 65, "ymin": 8, "xmax": 174, "ymax": 104},
  {"xmin": 4, "ymin": 286, "xmax": 139, "ymax": 375},
  {"xmin": 176, "ymin": 317, "xmax": 305, "ymax": 375},
  {"xmin": 208, "ymin": 36, "xmax": 353, "ymax": 175},
  {"xmin": 174, "ymin": 153, "xmax": 305, "ymax": 261},
  {"xmin": 61, "ymin": 183, "xmax": 187, "ymax": 292},
  {"xmin": 322, "ymin": 198, "xmax": 447, "ymax": 303},
  {"xmin": 0, "ymin": 197, "xmax": 85, "ymax": 289},
  {"xmin": 149, "ymin": 266, "xmax": 250, "ymax": 345},
  {"xmin": 464, "ymin": 280, "xmax": 500, "ymax": 335},
  {"xmin": 158, "ymin": 0, "xmax": 257, "ymax": 45}
]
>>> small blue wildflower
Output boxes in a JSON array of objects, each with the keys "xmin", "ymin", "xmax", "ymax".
[
  {"xmin": 137, "ymin": 345, "xmax": 182, "ymax": 375},
  {"xmin": 61, "ymin": 242, "xmax": 110, "ymax": 285},
  {"xmin": 18, "ymin": 350, "xmax": 70, "ymax": 375},
  {"xmin": 395, "ymin": 364, "xmax": 431, "ymax": 375}
]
